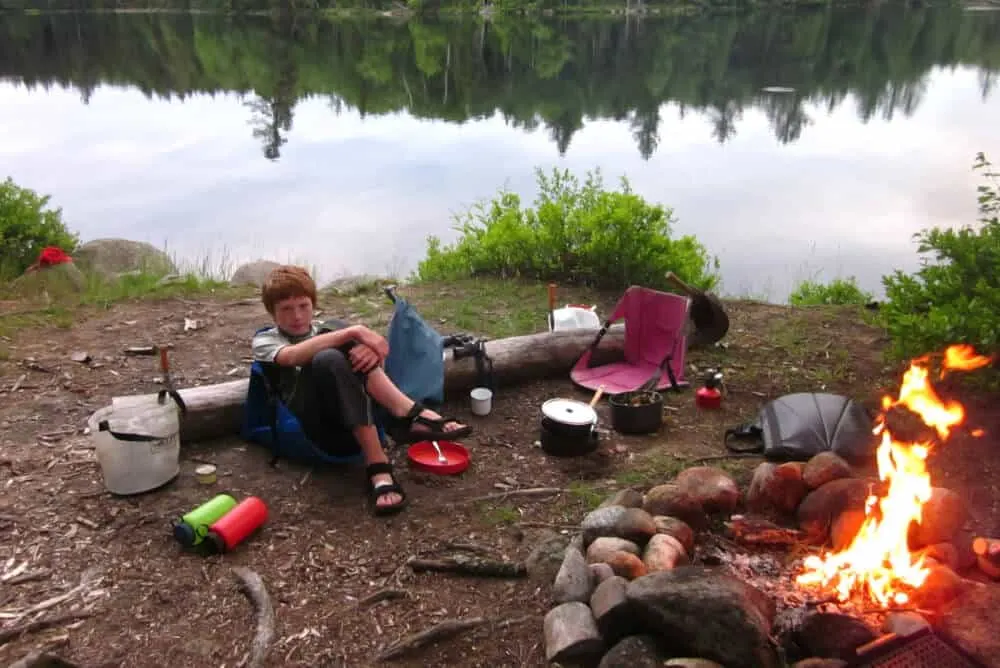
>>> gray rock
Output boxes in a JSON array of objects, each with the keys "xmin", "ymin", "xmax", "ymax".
[
  {"xmin": 74, "ymin": 238, "xmax": 176, "ymax": 278},
  {"xmin": 625, "ymin": 566, "xmax": 779, "ymax": 668},
  {"xmin": 230, "ymin": 260, "xmax": 280, "ymax": 287},
  {"xmin": 938, "ymin": 582, "xmax": 1000, "ymax": 666},
  {"xmin": 590, "ymin": 575, "xmax": 633, "ymax": 644},
  {"xmin": 552, "ymin": 543, "xmax": 592, "ymax": 604},
  {"xmin": 790, "ymin": 612, "xmax": 877, "ymax": 660},
  {"xmin": 598, "ymin": 635, "xmax": 665, "ymax": 667},
  {"xmin": 589, "ymin": 562, "xmax": 615, "ymax": 586},
  {"xmin": 599, "ymin": 488, "xmax": 644, "ymax": 509},
  {"xmin": 543, "ymin": 602, "xmax": 605, "ymax": 664},
  {"xmin": 525, "ymin": 530, "xmax": 570, "ymax": 582},
  {"xmin": 664, "ymin": 660, "xmax": 726, "ymax": 668},
  {"xmin": 581, "ymin": 505, "xmax": 657, "ymax": 546}
]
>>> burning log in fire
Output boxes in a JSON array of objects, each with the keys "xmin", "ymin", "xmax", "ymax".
[{"xmin": 796, "ymin": 344, "xmax": 993, "ymax": 608}]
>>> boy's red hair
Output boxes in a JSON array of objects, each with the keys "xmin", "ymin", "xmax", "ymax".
[{"xmin": 261, "ymin": 265, "xmax": 317, "ymax": 314}]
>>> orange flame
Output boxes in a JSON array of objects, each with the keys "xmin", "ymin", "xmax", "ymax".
[{"xmin": 796, "ymin": 344, "xmax": 993, "ymax": 607}]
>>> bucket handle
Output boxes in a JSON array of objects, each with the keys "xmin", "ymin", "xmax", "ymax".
[{"xmin": 157, "ymin": 388, "xmax": 187, "ymax": 415}]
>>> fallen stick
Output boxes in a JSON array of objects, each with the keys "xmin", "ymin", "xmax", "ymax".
[
  {"xmin": 0, "ymin": 610, "xmax": 93, "ymax": 648},
  {"xmin": 8, "ymin": 651, "xmax": 83, "ymax": 668},
  {"xmin": 407, "ymin": 553, "xmax": 527, "ymax": 578},
  {"xmin": 233, "ymin": 567, "xmax": 275, "ymax": 668},
  {"xmin": 4, "ymin": 569, "xmax": 52, "ymax": 586},
  {"xmin": 376, "ymin": 615, "xmax": 534, "ymax": 662},
  {"xmin": 376, "ymin": 617, "xmax": 487, "ymax": 661},
  {"xmin": 358, "ymin": 588, "xmax": 409, "ymax": 607},
  {"xmin": 461, "ymin": 487, "xmax": 567, "ymax": 504}
]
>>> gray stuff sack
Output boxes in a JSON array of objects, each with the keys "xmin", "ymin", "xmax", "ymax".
[{"xmin": 724, "ymin": 392, "xmax": 876, "ymax": 465}]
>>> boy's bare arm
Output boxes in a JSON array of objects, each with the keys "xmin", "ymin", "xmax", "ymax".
[{"xmin": 274, "ymin": 328, "xmax": 360, "ymax": 367}]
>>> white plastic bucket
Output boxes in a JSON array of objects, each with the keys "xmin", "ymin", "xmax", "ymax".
[
  {"xmin": 470, "ymin": 387, "xmax": 493, "ymax": 416},
  {"xmin": 551, "ymin": 305, "xmax": 601, "ymax": 331},
  {"xmin": 87, "ymin": 399, "xmax": 181, "ymax": 495}
]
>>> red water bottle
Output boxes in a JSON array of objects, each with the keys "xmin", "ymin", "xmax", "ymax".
[
  {"xmin": 695, "ymin": 371, "xmax": 723, "ymax": 410},
  {"xmin": 206, "ymin": 496, "xmax": 268, "ymax": 553}
]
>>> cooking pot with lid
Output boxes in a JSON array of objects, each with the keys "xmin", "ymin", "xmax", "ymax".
[{"xmin": 539, "ymin": 397, "xmax": 599, "ymax": 457}]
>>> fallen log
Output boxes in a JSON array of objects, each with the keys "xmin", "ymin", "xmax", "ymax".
[
  {"xmin": 109, "ymin": 324, "xmax": 625, "ymax": 443},
  {"xmin": 407, "ymin": 553, "xmax": 527, "ymax": 578}
]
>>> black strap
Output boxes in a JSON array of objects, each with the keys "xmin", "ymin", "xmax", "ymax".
[{"xmin": 724, "ymin": 423, "xmax": 765, "ymax": 453}]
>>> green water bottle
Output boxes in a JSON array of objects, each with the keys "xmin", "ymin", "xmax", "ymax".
[{"xmin": 173, "ymin": 494, "xmax": 237, "ymax": 548}]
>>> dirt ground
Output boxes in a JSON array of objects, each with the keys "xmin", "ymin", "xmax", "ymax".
[{"xmin": 0, "ymin": 284, "xmax": 997, "ymax": 667}]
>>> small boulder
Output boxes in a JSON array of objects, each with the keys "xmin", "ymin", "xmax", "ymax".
[
  {"xmin": 908, "ymin": 487, "xmax": 969, "ymax": 549},
  {"xmin": 543, "ymin": 602, "xmax": 605, "ymax": 665},
  {"xmin": 881, "ymin": 611, "xmax": 930, "ymax": 637},
  {"xmin": 598, "ymin": 635, "xmax": 665, "ymax": 668},
  {"xmin": 797, "ymin": 477, "xmax": 880, "ymax": 543},
  {"xmin": 789, "ymin": 612, "xmax": 878, "ymax": 661},
  {"xmin": 590, "ymin": 575, "xmax": 634, "ymax": 644},
  {"xmin": 664, "ymin": 661, "xmax": 726, "ymax": 668},
  {"xmin": 230, "ymin": 260, "xmax": 280, "ymax": 287},
  {"xmin": 675, "ymin": 466, "xmax": 741, "ymax": 514},
  {"xmin": 74, "ymin": 238, "xmax": 176, "ymax": 278},
  {"xmin": 625, "ymin": 566, "xmax": 778, "ymax": 668},
  {"xmin": 653, "ymin": 515, "xmax": 695, "ymax": 554},
  {"xmin": 525, "ymin": 530, "xmax": 570, "ymax": 582},
  {"xmin": 643, "ymin": 533, "xmax": 688, "ymax": 573},
  {"xmin": 552, "ymin": 543, "xmax": 593, "ymax": 604},
  {"xmin": 589, "ymin": 562, "xmax": 615, "ymax": 586},
  {"xmin": 910, "ymin": 563, "xmax": 968, "ymax": 609},
  {"xmin": 802, "ymin": 452, "xmax": 853, "ymax": 489},
  {"xmin": 605, "ymin": 551, "xmax": 648, "ymax": 580},
  {"xmin": 830, "ymin": 509, "xmax": 867, "ymax": 551},
  {"xmin": 581, "ymin": 506, "xmax": 657, "ymax": 546},
  {"xmin": 643, "ymin": 483, "xmax": 709, "ymax": 530},
  {"xmin": 599, "ymin": 488, "xmax": 645, "ymax": 509},
  {"xmin": 586, "ymin": 537, "xmax": 640, "ymax": 563},
  {"xmin": 747, "ymin": 462, "xmax": 809, "ymax": 516}
]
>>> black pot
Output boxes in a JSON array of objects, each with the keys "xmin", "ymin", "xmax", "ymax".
[
  {"xmin": 609, "ymin": 391, "xmax": 664, "ymax": 435},
  {"xmin": 540, "ymin": 417, "xmax": 599, "ymax": 457}
]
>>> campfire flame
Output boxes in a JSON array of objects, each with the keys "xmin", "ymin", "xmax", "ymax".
[{"xmin": 796, "ymin": 344, "xmax": 993, "ymax": 607}]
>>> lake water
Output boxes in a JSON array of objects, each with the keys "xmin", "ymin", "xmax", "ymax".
[{"xmin": 2, "ymin": 7, "xmax": 1000, "ymax": 300}]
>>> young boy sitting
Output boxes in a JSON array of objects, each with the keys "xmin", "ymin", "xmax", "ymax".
[{"xmin": 252, "ymin": 265, "xmax": 473, "ymax": 515}]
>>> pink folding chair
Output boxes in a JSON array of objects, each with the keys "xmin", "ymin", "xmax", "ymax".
[{"xmin": 570, "ymin": 285, "xmax": 690, "ymax": 395}]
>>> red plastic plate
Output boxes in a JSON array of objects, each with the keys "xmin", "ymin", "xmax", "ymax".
[{"xmin": 406, "ymin": 440, "xmax": 470, "ymax": 475}]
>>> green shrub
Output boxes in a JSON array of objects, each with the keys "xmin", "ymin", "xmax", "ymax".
[
  {"xmin": 417, "ymin": 167, "xmax": 719, "ymax": 291},
  {"xmin": 789, "ymin": 276, "xmax": 873, "ymax": 306},
  {"xmin": 0, "ymin": 177, "xmax": 79, "ymax": 279},
  {"xmin": 880, "ymin": 153, "xmax": 1000, "ymax": 360}
]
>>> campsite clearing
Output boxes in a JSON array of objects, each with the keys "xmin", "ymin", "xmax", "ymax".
[{"xmin": 1, "ymin": 279, "xmax": 998, "ymax": 667}]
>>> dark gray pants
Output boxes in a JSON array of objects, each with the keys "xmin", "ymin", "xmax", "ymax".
[{"xmin": 292, "ymin": 348, "xmax": 375, "ymax": 457}]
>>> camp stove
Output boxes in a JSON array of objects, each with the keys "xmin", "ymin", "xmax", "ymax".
[{"xmin": 848, "ymin": 627, "xmax": 985, "ymax": 668}]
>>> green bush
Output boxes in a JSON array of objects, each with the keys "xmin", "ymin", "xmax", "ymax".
[
  {"xmin": 416, "ymin": 167, "xmax": 719, "ymax": 291},
  {"xmin": 789, "ymin": 276, "xmax": 873, "ymax": 306},
  {"xmin": 880, "ymin": 153, "xmax": 1000, "ymax": 360},
  {"xmin": 0, "ymin": 177, "xmax": 79, "ymax": 279}
]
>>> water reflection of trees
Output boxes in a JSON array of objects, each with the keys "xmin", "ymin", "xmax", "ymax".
[{"xmin": 1, "ymin": 6, "xmax": 999, "ymax": 160}]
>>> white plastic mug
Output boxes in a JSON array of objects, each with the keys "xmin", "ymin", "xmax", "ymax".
[{"xmin": 470, "ymin": 387, "xmax": 493, "ymax": 416}]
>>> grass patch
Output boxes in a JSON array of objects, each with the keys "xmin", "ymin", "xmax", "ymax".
[
  {"xmin": 324, "ymin": 277, "xmax": 622, "ymax": 340},
  {"xmin": 0, "ymin": 269, "xmax": 252, "ymax": 337},
  {"xmin": 480, "ymin": 504, "xmax": 521, "ymax": 525},
  {"xmin": 567, "ymin": 480, "xmax": 606, "ymax": 511},
  {"xmin": 613, "ymin": 450, "xmax": 687, "ymax": 487}
]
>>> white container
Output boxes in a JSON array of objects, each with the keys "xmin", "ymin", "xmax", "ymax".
[
  {"xmin": 87, "ymin": 399, "xmax": 181, "ymax": 495},
  {"xmin": 470, "ymin": 387, "xmax": 493, "ymax": 416},
  {"xmin": 551, "ymin": 305, "xmax": 601, "ymax": 331}
]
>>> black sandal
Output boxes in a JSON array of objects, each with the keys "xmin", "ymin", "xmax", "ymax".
[
  {"xmin": 366, "ymin": 462, "xmax": 408, "ymax": 516},
  {"xmin": 389, "ymin": 401, "xmax": 474, "ymax": 444}
]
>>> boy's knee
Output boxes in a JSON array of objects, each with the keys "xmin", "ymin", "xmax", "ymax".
[{"xmin": 311, "ymin": 348, "xmax": 351, "ymax": 374}]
